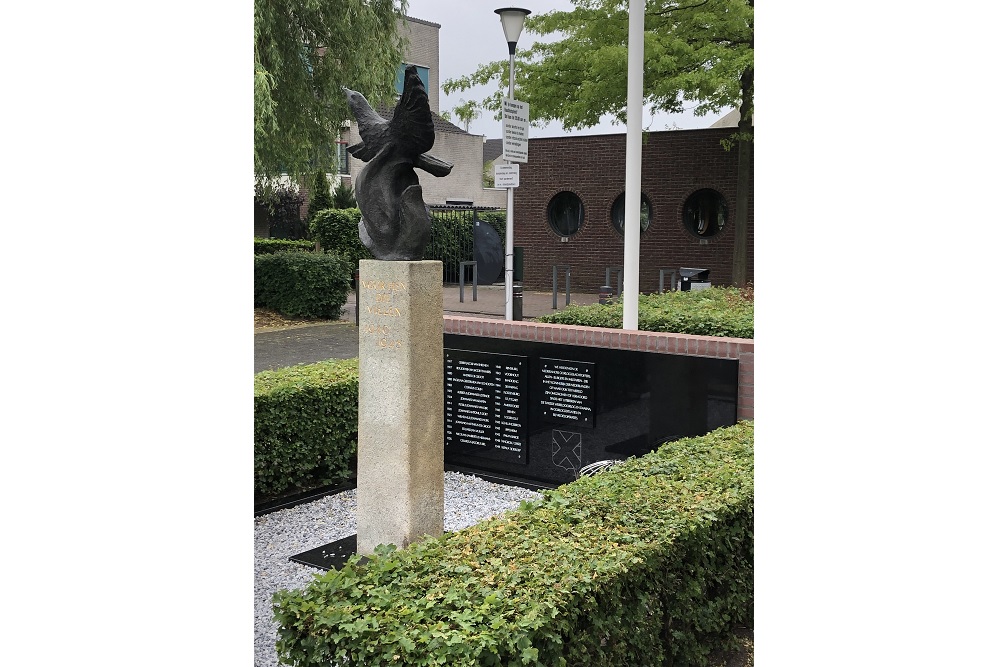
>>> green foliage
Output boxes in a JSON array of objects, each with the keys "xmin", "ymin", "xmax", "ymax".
[
  {"xmin": 451, "ymin": 98, "xmax": 481, "ymax": 132},
  {"xmin": 332, "ymin": 180, "xmax": 357, "ymax": 209},
  {"xmin": 535, "ymin": 287, "xmax": 754, "ymax": 338},
  {"xmin": 254, "ymin": 0, "xmax": 407, "ymax": 182},
  {"xmin": 273, "ymin": 421, "xmax": 754, "ymax": 666},
  {"xmin": 254, "ymin": 237, "xmax": 315, "ymax": 255},
  {"xmin": 443, "ymin": 0, "xmax": 752, "ymax": 131},
  {"xmin": 310, "ymin": 208, "xmax": 506, "ymax": 279},
  {"xmin": 254, "ymin": 250, "xmax": 352, "ymax": 319},
  {"xmin": 255, "ymin": 180, "xmax": 307, "ymax": 239},
  {"xmin": 310, "ymin": 208, "xmax": 372, "ymax": 274},
  {"xmin": 306, "ymin": 171, "xmax": 335, "ymax": 222},
  {"xmin": 254, "ymin": 359, "xmax": 359, "ymax": 496},
  {"xmin": 425, "ymin": 211, "xmax": 506, "ymax": 278}
]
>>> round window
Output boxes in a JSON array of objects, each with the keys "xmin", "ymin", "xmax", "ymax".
[
  {"xmin": 682, "ymin": 189, "xmax": 728, "ymax": 238},
  {"xmin": 546, "ymin": 191, "xmax": 584, "ymax": 237},
  {"xmin": 610, "ymin": 192, "xmax": 652, "ymax": 237}
]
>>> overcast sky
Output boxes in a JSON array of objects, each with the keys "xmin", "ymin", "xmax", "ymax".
[{"xmin": 404, "ymin": 0, "xmax": 734, "ymax": 138}]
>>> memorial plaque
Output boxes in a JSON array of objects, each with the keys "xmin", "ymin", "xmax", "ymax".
[
  {"xmin": 538, "ymin": 358, "xmax": 595, "ymax": 428},
  {"xmin": 443, "ymin": 333, "xmax": 739, "ymax": 487},
  {"xmin": 444, "ymin": 349, "xmax": 528, "ymax": 464}
]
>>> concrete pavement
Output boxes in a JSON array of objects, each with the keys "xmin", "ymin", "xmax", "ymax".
[{"xmin": 254, "ymin": 284, "xmax": 602, "ymax": 374}]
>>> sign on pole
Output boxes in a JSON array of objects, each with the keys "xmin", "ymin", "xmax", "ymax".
[
  {"xmin": 494, "ymin": 163, "xmax": 520, "ymax": 188},
  {"xmin": 501, "ymin": 98, "xmax": 529, "ymax": 163}
]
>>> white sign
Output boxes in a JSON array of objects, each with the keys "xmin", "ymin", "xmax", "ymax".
[
  {"xmin": 501, "ymin": 98, "xmax": 529, "ymax": 163},
  {"xmin": 494, "ymin": 163, "xmax": 520, "ymax": 188}
]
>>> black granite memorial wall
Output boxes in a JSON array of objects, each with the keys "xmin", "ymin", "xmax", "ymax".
[{"xmin": 443, "ymin": 333, "xmax": 739, "ymax": 487}]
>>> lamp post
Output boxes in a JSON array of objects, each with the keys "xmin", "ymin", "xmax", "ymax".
[{"xmin": 495, "ymin": 7, "xmax": 530, "ymax": 321}]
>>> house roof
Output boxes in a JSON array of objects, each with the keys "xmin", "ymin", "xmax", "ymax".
[
  {"xmin": 483, "ymin": 138, "xmax": 504, "ymax": 165},
  {"xmin": 710, "ymin": 109, "xmax": 754, "ymax": 128},
  {"xmin": 371, "ymin": 103, "xmax": 471, "ymax": 137}
]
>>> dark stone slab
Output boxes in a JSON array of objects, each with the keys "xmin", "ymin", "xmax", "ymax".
[
  {"xmin": 443, "ymin": 333, "xmax": 738, "ymax": 487},
  {"xmin": 289, "ymin": 534, "xmax": 368, "ymax": 572}
]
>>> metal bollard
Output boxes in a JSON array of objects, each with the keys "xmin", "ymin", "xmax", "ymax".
[{"xmin": 513, "ymin": 283, "xmax": 523, "ymax": 320}]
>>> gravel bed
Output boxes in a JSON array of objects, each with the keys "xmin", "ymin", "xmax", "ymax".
[{"xmin": 254, "ymin": 471, "xmax": 541, "ymax": 667}]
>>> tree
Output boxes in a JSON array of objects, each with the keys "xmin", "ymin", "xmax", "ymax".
[
  {"xmin": 255, "ymin": 181, "xmax": 307, "ymax": 240},
  {"xmin": 333, "ymin": 180, "xmax": 357, "ymax": 209},
  {"xmin": 254, "ymin": 0, "xmax": 408, "ymax": 185},
  {"xmin": 444, "ymin": 0, "xmax": 753, "ymax": 285},
  {"xmin": 307, "ymin": 171, "xmax": 334, "ymax": 221},
  {"xmin": 451, "ymin": 99, "xmax": 481, "ymax": 132}
]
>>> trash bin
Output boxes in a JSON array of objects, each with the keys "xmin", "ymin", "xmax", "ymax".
[
  {"xmin": 678, "ymin": 267, "xmax": 710, "ymax": 291},
  {"xmin": 599, "ymin": 285, "xmax": 613, "ymax": 305}
]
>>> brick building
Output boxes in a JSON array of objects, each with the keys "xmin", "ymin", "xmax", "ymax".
[{"xmin": 511, "ymin": 127, "xmax": 753, "ymax": 293}]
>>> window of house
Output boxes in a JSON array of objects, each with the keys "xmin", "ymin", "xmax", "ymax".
[
  {"xmin": 682, "ymin": 189, "xmax": 728, "ymax": 238},
  {"xmin": 335, "ymin": 141, "xmax": 349, "ymax": 175},
  {"xmin": 546, "ymin": 191, "xmax": 584, "ymax": 237},
  {"xmin": 394, "ymin": 64, "xmax": 430, "ymax": 94},
  {"xmin": 610, "ymin": 192, "xmax": 651, "ymax": 237}
]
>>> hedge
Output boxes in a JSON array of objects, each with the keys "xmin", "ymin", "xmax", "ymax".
[
  {"xmin": 254, "ymin": 237, "xmax": 315, "ymax": 255},
  {"xmin": 534, "ymin": 287, "xmax": 754, "ymax": 338},
  {"xmin": 273, "ymin": 421, "xmax": 753, "ymax": 667},
  {"xmin": 254, "ymin": 250, "xmax": 352, "ymax": 319},
  {"xmin": 310, "ymin": 208, "xmax": 507, "ymax": 281},
  {"xmin": 254, "ymin": 359, "xmax": 359, "ymax": 497},
  {"xmin": 309, "ymin": 208, "xmax": 371, "ymax": 275}
]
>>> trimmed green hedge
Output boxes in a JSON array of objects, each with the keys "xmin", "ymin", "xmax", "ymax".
[
  {"xmin": 309, "ymin": 208, "xmax": 372, "ymax": 274},
  {"xmin": 254, "ymin": 237, "xmax": 315, "ymax": 255},
  {"xmin": 254, "ymin": 359, "xmax": 359, "ymax": 497},
  {"xmin": 254, "ymin": 250, "xmax": 352, "ymax": 319},
  {"xmin": 535, "ymin": 287, "xmax": 754, "ymax": 338},
  {"xmin": 273, "ymin": 421, "xmax": 753, "ymax": 666}
]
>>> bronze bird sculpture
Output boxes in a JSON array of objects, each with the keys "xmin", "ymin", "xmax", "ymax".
[{"xmin": 344, "ymin": 65, "xmax": 454, "ymax": 260}]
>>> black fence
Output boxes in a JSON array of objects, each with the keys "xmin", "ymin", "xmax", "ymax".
[{"xmin": 427, "ymin": 206, "xmax": 505, "ymax": 285}]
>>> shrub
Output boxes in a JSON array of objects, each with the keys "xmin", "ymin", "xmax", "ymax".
[
  {"xmin": 254, "ymin": 237, "xmax": 314, "ymax": 255},
  {"xmin": 254, "ymin": 358, "xmax": 359, "ymax": 497},
  {"xmin": 333, "ymin": 180, "xmax": 357, "ymax": 209},
  {"xmin": 307, "ymin": 171, "xmax": 335, "ymax": 222},
  {"xmin": 254, "ymin": 250, "xmax": 352, "ymax": 319},
  {"xmin": 273, "ymin": 421, "xmax": 753, "ymax": 667},
  {"xmin": 309, "ymin": 208, "xmax": 372, "ymax": 275},
  {"xmin": 255, "ymin": 181, "xmax": 307, "ymax": 240},
  {"xmin": 535, "ymin": 287, "xmax": 754, "ymax": 338}
]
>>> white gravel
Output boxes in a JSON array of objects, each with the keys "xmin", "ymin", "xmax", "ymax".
[{"xmin": 254, "ymin": 471, "xmax": 541, "ymax": 667}]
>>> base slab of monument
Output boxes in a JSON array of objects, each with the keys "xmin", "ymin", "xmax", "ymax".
[{"xmin": 356, "ymin": 259, "xmax": 444, "ymax": 556}]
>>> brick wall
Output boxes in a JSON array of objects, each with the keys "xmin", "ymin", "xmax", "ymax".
[
  {"xmin": 513, "ymin": 128, "xmax": 754, "ymax": 293},
  {"xmin": 443, "ymin": 315, "xmax": 754, "ymax": 422}
]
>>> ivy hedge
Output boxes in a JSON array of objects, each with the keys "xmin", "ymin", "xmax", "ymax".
[
  {"xmin": 273, "ymin": 421, "xmax": 753, "ymax": 667},
  {"xmin": 254, "ymin": 250, "xmax": 352, "ymax": 319},
  {"xmin": 254, "ymin": 358, "xmax": 359, "ymax": 497},
  {"xmin": 254, "ymin": 237, "xmax": 316, "ymax": 255},
  {"xmin": 534, "ymin": 287, "xmax": 754, "ymax": 339}
]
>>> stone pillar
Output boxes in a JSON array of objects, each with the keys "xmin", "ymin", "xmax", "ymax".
[{"xmin": 356, "ymin": 260, "xmax": 444, "ymax": 555}]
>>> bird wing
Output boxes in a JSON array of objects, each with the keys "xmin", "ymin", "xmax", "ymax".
[{"xmin": 388, "ymin": 65, "xmax": 436, "ymax": 157}]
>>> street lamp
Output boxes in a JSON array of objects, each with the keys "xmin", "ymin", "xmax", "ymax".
[{"xmin": 495, "ymin": 7, "xmax": 530, "ymax": 321}]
